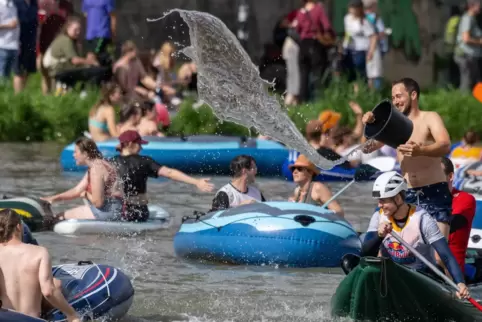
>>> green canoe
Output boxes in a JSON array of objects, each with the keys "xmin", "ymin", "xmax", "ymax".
[
  {"xmin": 331, "ymin": 256, "xmax": 482, "ymax": 322},
  {"xmin": 0, "ymin": 197, "xmax": 51, "ymax": 232}
]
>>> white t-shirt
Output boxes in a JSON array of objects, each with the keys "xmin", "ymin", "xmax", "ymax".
[
  {"xmin": 0, "ymin": 0, "xmax": 19, "ymax": 50},
  {"xmin": 343, "ymin": 14, "xmax": 375, "ymax": 51}
]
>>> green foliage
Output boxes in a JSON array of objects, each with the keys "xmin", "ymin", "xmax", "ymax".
[{"xmin": 1, "ymin": 74, "xmax": 481, "ymax": 142}]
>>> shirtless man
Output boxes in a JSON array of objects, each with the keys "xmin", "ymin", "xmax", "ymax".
[
  {"xmin": 0, "ymin": 209, "xmax": 80, "ymax": 321},
  {"xmin": 362, "ymin": 78, "xmax": 452, "ymax": 242}
]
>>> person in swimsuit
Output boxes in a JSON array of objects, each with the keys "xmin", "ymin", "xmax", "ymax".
[
  {"xmin": 117, "ymin": 100, "xmax": 143, "ymax": 134},
  {"xmin": 362, "ymin": 171, "xmax": 469, "ymax": 300},
  {"xmin": 211, "ymin": 155, "xmax": 266, "ymax": 211},
  {"xmin": 88, "ymin": 82, "xmax": 122, "ymax": 142},
  {"xmin": 362, "ymin": 77, "xmax": 452, "ymax": 267},
  {"xmin": 288, "ymin": 154, "xmax": 343, "ymax": 216},
  {"xmin": 0, "ymin": 209, "xmax": 80, "ymax": 321},
  {"xmin": 110, "ymin": 130, "xmax": 214, "ymax": 222},
  {"xmin": 41, "ymin": 137, "xmax": 123, "ymax": 225}
]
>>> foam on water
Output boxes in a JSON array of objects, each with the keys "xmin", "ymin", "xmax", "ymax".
[{"xmin": 148, "ymin": 9, "xmax": 347, "ymax": 170}]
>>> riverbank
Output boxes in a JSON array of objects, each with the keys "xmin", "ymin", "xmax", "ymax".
[{"xmin": 2, "ymin": 76, "xmax": 480, "ymax": 142}]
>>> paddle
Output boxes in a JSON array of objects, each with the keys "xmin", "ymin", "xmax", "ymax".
[
  {"xmin": 320, "ymin": 164, "xmax": 381, "ymax": 209},
  {"xmin": 390, "ymin": 230, "xmax": 482, "ymax": 311}
]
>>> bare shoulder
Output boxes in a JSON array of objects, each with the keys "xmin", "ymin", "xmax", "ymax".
[
  {"xmin": 422, "ymin": 110, "xmax": 444, "ymax": 122},
  {"xmin": 313, "ymin": 182, "xmax": 328, "ymax": 191}
]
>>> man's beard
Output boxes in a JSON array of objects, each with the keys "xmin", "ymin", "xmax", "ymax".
[{"xmin": 401, "ymin": 98, "xmax": 412, "ymax": 116}]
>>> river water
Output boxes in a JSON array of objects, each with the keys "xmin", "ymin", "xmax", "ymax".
[{"xmin": 0, "ymin": 143, "xmax": 376, "ymax": 322}]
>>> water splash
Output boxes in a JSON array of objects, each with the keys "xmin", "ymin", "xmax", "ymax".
[{"xmin": 148, "ymin": 10, "xmax": 346, "ymax": 170}]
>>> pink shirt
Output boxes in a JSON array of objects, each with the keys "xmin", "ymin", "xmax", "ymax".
[{"xmin": 295, "ymin": 3, "xmax": 333, "ymax": 40}]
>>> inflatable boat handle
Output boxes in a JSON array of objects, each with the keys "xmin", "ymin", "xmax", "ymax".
[{"xmin": 78, "ymin": 260, "xmax": 94, "ymax": 266}]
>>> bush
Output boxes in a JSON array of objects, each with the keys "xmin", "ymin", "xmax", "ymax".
[{"xmin": 1, "ymin": 75, "xmax": 480, "ymax": 142}]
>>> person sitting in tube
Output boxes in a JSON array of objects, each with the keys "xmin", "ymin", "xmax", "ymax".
[
  {"xmin": 210, "ymin": 155, "xmax": 266, "ymax": 211},
  {"xmin": 288, "ymin": 154, "xmax": 344, "ymax": 216},
  {"xmin": 41, "ymin": 137, "xmax": 124, "ymax": 226}
]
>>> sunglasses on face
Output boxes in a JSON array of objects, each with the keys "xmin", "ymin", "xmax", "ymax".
[{"xmin": 291, "ymin": 166, "xmax": 307, "ymax": 173}]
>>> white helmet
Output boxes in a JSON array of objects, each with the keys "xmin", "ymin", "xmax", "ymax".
[{"xmin": 372, "ymin": 171, "xmax": 407, "ymax": 199}]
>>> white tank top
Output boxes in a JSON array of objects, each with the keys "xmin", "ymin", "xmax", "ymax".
[
  {"xmin": 216, "ymin": 183, "xmax": 263, "ymax": 208},
  {"xmin": 379, "ymin": 206, "xmax": 436, "ymax": 269}
]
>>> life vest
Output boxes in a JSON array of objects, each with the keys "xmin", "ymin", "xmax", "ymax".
[
  {"xmin": 215, "ymin": 183, "xmax": 263, "ymax": 208},
  {"xmin": 379, "ymin": 206, "xmax": 436, "ymax": 269}
]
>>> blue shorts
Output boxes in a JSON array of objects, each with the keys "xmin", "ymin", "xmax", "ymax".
[
  {"xmin": 406, "ymin": 182, "xmax": 452, "ymax": 224},
  {"xmin": 87, "ymin": 197, "xmax": 123, "ymax": 221}
]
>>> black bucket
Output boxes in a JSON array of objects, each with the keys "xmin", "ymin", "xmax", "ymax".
[{"xmin": 364, "ymin": 99, "xmax": 413, "ymax": 149}]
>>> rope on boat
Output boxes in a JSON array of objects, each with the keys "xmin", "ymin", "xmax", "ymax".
[{"xmin": 380, "ymin": 259, "xmax": 388, "ymax": 298}]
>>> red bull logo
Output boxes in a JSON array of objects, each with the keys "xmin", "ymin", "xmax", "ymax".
[{"xmin": 384, "ymin": 238, "xmax": 416, "ymax": 264}]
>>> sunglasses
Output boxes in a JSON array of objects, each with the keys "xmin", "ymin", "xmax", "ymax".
[{"xmin": 291, "ymin": 166, "xmax": 307, "ymax": 173}]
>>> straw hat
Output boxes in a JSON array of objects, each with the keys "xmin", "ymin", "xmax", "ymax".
[
  {"xmin": 288, "ymin": 154, "xmax": 321, "ymax": 175},
  {"xmin": 318, "ymin": 110, "xmax": 341, "ymax": 133}
]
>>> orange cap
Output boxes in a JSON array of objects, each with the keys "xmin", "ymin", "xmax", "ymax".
[{"xmin": 318, "ymin": 110, "xmax": 341, "ymax": 133}]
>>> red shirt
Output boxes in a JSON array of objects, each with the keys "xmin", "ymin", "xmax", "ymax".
[
  {"xmin": 449, "ymin": 188, "xmax": 476, "ymax": 273},
  {"xmin": 38, "ymin": 0, "xmax": 74, "ymax": 54},
  {"xmin": 295, "ymin": 3, "xmax": 333, "ymax": 40}
]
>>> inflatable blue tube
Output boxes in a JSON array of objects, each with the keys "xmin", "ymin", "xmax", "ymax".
[
  {"xmin": 0, "ymin": 262, "xmax": 134, "ymax": 321},
  {"xmin": 174, "ymin": 201, "xmax": 361, "ymax": 268},
  {"xmin": 60, "ymin": 135, "xmax": 289, "ymax": 176}
]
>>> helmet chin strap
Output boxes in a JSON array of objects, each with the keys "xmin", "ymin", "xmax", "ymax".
[{"xmin": 390, "ymin": 194, "xmax": 407, "ymax": 218}]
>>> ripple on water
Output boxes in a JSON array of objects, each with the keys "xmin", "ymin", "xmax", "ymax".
[{"xmin": 3, "ymin": 144, "xmax": 373, "ymax": 321}]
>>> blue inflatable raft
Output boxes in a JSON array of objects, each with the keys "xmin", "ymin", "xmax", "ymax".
[
  {"xmin": 282, "ymin": 150, "xmax": 397, "ymax": 182},
  {"xmin": 60, "ymin": 135, "xmax": 289, "ymax": 176},
  {"xmin": 173, "ymin": 201, "xmax": 361, "ymax": 268},
  {"xmin": 0, "ymin": 261, "xmax": 134, "ymax": 321}
]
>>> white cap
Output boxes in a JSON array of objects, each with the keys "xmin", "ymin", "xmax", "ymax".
[{"xmin": 372, "ymin": 171, "xmax": 407, "ymax": 199}]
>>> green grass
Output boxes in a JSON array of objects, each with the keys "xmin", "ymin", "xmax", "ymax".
[{"xmin": 1, "ymin": 75, "xmax": 480, "ymax": 143}]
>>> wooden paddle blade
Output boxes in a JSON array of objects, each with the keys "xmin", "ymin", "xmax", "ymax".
[{"xmin": 354, "ymin": 164, "xmax": 381, "ymax": 182}]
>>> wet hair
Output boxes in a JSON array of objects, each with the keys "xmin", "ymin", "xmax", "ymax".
[
  {"xmin": 89, "ymin": 82, "xmax": 120, "ymax": 117},
  {"xmin": 441, "ymin": 157, "xmax": 455, "ymax": 176},
  {"xmin": 463, "ymin": 130, "xmax": 478, "ymax": 145},
  {"xmin": 119, "ymin": 101, "xmax": 142, "ymax": 123},
  {"xmin": 392, "ymin": 77, "xmax": 420, "ymax": 99},
  {"xmin": 75, "ymin": 137, "xmax": 103, "ymax": 160},
  {"xmin": 0, "ymin": 209, "xmax": 21, "ymax": 243},
  {"xmin": 230, "ymin": 155, "xmax": 256, "ymax": 178}
]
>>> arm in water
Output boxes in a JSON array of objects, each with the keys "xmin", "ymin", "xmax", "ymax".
[
  {"xmin": 38, "ymin": 248, "xmax": 80, "ymax": 322},
  {"xmin": 41, "ymin": 174, "xmax": 88, "ymax": 204},
  {"xmin": 158, "ymin": 166, "xmax": 214, "ymax": 192}
]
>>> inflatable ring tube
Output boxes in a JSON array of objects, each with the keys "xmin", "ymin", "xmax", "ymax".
[{"xmin": 174, "ymin": 201, "xmax": 361, "ymax": 268}]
